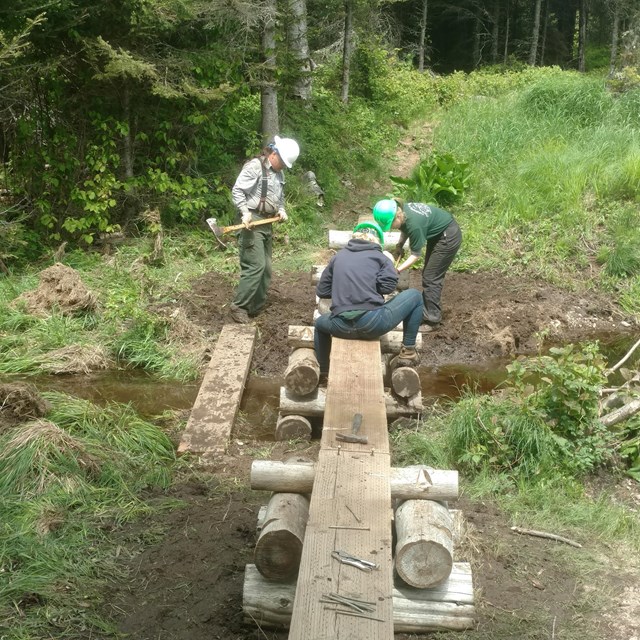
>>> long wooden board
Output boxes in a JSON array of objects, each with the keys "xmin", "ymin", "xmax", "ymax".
[
  {"xmin": 288, "ymin": 338, "xmax": 394, "ymax": 640},
  {"xmin": 177, "ymin": 324, "xmax": 256, "ymax": 457}
]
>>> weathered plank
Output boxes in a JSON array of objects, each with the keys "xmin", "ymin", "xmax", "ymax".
[
  {"xmin": 177, "ymin": 324, "xmax": 255, "ymax": 456},
  {"xmin": 288, "ymin": 338, "xmax": 394, "ymax": 640}
]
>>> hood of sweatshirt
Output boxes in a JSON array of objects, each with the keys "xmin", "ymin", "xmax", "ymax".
[{"xmin": 345, "ymin": 238, "xmax": 382, "ymax": 252}]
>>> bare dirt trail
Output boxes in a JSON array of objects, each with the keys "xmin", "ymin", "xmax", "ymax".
[{"xmin": 108, "ymin": 123, "xmax": 640, "ymax": 640}]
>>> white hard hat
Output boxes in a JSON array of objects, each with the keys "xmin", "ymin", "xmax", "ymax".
[{"xmin": 274, "ymin": 135, "xmax": 300, "ymax": 168}]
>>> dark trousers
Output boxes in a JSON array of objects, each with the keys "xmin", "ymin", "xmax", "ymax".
[
  {"xmin": 233, "ymin": 224, "xmax": 273, "ymax": 315},
  {"xmin": 314, "ymin": 289, "xmax": 423, "ymax": 374},
  {"xmin": 422, "ymin": 218, "xmax": 462, "ymax": 325}
]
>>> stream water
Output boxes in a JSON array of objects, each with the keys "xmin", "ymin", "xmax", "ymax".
[{"xmin": 9, "ymin": 333, "xmax": 638, "ymax": 430}]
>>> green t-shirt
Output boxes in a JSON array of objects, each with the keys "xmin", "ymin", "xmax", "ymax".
[{"xmin": 401, "ymin": 203, "xmax": 452, "ymax": 255}]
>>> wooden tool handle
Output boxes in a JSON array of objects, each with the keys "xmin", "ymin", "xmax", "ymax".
[{"xmin": 222, "ymin": 216, "xmax": 281, "ymax": 234}]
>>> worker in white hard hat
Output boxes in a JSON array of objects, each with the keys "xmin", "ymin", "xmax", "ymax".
[{"xmin": 229, "ymin": 136, "xmax": 300, "ymax": 324}]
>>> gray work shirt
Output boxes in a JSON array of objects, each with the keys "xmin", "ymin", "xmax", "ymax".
[{"xmin": 231, "ymin": 157, "xmax": 286, "ymax": 216}]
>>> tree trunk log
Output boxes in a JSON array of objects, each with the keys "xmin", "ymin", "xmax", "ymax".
[
  {"xmin": 287, "ymin": 325, "xmax": 421, "ymax": 353},
  {"xmin": 601, "ymin": 398, "xmax": 640, "ymax": 427},
  {"xmin": 251, "ymin": 460, "xmax": 458, "ymax": 500},
  {"xmin": 311, "ymin": 264, "xmax": 325, "ymax": 284},
  {"xmin": 392, "ymin": 366, "xmax": 421, "ymax": 398},
  {"xmin": 395, "ymin": 500, "xmax": 454, "ymax": 588},
  {"xmin": 274, "ymin": 413, "xmax": 312, "ymax": 441},
  {"xmin": 284, "ymin": 348, "xmax": 320, "ymax": 396},
  {"xmin": 279, "ymin": 386, "xmax": 422, "ymax": 418},
  {"xmin": 243, "ymin": 564, "xmax": 475, "ymax": 631},
  {"xmin": 329, "ymin": 229, "xmax": 401, "ymax": 250},
  {"xmin": 254, "ymin": 493, "xmax": 309, "ymax": 581}
]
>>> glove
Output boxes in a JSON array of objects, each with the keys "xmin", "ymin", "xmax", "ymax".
[
  {"xmin": 278, "ymin": 209, "xmax": 288, "ymax": 222},
  {"xmin": 393, "ymin": 244, "xmax": 405, "ymax": 262},
  {"xmin": 241, "ymin": 210, "xmax": 252, "ymax": 227}
]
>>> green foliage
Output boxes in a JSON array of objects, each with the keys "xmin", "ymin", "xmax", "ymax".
[
  {"xmin": 519, "ymin": 74, "xmax": 612, "ymax": 127},
  {"xmin": 597, "ymin": 206, "xmax": 640, "ymax": 277},
  {"xmin": 434, "ymin": 67, "xmax": 640, "ymax": 280},
  {"xmin": 390, "ymin": 152, "xmax": 470, "ymax": 206},
  {"xmin": 445, "ymin": 393, "xmax": 556, "ymax": 478},
  {"xmin": 349, "ymin": 37, "xmax": 437, "ymax": 124},
  {"xmin": 0, "ymin": 392, "xmax": 176, "ymax": 634},
  {"xmin": 506, "ymin": 344, "xmax": 614, "ymax": 474}
]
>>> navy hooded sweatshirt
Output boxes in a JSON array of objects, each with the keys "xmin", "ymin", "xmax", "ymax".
[{"xmin": 316, "ymin": 239, "xmax": 398, "ymax": 317}]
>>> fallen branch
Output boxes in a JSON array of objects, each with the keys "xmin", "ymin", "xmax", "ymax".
[
  {"xmin": 510, "ymin": 526, "xmax": 582, "ymax": 548},
  {"xmin": 600, "ymin": 398, "xmax": 640, "ymax": 427},
  {"xmin": 605, "ymin": 336, "xmax": 640, "ymax": 376}
]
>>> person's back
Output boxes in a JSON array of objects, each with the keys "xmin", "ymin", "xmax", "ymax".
[
  {"xmin": 319, "ymin": 238, "xmax": 397, "ymax": 317},
  {"xmin": 314, "ymin": 222, "xmax": 423, "ymax": 375}
]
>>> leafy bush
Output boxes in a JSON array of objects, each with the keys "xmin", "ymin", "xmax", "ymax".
[
  {"xmin": 506, "ymin": 343, "xmax": 614, "ymax": 474},
  {"xmin": 390, "ymin": 152, "xmax": 470, "ymax": 206}
]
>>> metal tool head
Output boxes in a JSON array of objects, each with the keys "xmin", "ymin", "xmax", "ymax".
[{"xmin": 206, "ymin": 217, "xmax": 228, "ymax": 250}]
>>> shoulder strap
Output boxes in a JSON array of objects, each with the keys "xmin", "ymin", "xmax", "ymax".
[{"xmin": 257, "ymin": 155, "xmax": 268, "ymax": 214}]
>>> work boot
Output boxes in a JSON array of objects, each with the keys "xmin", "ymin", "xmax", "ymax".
[
  {"xmin": 390, "ymin": 345, "xmax": 420, "ymax": 369},
  {"xmin": 229, "ymin": 303, "xmax": 250, "ymax": 324}
]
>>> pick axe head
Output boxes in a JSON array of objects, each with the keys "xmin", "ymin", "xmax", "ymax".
[{"xmin": 206, "ymin": 217, "xmax": 228, "ymax": 250}]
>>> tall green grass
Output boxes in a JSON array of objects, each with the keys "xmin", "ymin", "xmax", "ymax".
[
  {"xmin": 0, "ymin": 393, "xmax": 177, "ymax": 637},
  {"xmin": 434, "ymin": 71, "xmax": 640, "ymax": 287}
]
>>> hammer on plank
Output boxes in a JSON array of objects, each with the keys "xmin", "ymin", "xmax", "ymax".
[
  {"xmin": 206, "ymin": 216, "xmax": 281, "ymax": 250},
  {"xmin": 335, "ymin": 413, "xmax": 368, "ymax": 444}
]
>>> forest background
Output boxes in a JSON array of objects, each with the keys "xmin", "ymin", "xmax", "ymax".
[{"xmin": 1, "ymin": 1, "xmax": 640, "ymax": 639}]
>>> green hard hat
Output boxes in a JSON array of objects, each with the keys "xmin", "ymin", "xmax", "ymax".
[
  {"xmin": 373, "ymin": 199, "xmax": 398, "ymax": 231},
  {"xmin": 353, "ymin": 221, "xmax": 384, "ymax": 244}
]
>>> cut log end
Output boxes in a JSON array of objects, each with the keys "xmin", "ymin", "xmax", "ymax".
[
  {"xmin": 391, "ymin": 366, "xmax": 421, "ymax": 398},
  {"xmin": 396, "ymin": 541, "xmax": 454, "ymax": 588},
  {"xmin": 275, "ymin": 414, "xmax": 312, "ymax": 441},
  {"xmin": 254, "ymin": 531, "xmax": 303, "ymax": 581}
]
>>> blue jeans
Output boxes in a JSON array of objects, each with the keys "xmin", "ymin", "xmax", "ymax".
[{"xmin": 314, "ymin": 288, "xmax": 423, "ymax": 374}]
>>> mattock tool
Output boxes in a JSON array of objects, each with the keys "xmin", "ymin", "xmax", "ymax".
[
  {"xmin": 335, "ymin": 412, "xmax": 368, "ymax": 444},
  {"xmin": 206, "ymin": 216, "xmax": 281, "ymax": 250}
]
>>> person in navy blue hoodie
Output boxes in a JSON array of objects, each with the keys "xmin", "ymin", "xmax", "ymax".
[{"xmin": 314, "ymin": 221, "xmax": 424, "ymax": 377}]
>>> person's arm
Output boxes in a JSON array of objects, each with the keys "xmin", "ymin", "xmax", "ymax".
[
  {"xmin": 394, "ymin": 231, "xmax": 409, "ymax": 260},
  {"xmin": 275, "ymin": 171, "xmax": 288, "ymax": 221},
  {"xmin": 377, "ymin": 257, "xmax": 399, "ymax": 294},
  {"xmin": 396, "ymin": 254, "xmax": 420, "ymax": 272},
  {"xmin": 316, "ymin": 260, "xmax": 334, "ymax": 299}
]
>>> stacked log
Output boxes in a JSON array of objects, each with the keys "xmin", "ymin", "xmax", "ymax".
[
  {"xmin": 243, "ymin": 563, "xmax": 475, "ymax": 632},
  {"xmin": 254, "ymin": 492, "xmax": 309, "ymax": 581}
]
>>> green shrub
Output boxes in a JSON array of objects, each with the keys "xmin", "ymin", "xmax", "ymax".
[
  {"xmin": 506, "ymin": 343, "xmax": 614, "ymax": 474},
  {"xmin": 390, "ymin": 152, "xmax": 470, "ymax": 206}
]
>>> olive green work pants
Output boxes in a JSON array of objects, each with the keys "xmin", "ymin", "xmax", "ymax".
[{"xmin": 232, "ymin": 224, "xmax": 273, "ymax": 315}]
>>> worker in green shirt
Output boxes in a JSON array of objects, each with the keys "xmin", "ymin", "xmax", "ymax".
[{"xmin": 373, "ymin": 198, "xmax": 462, "ymax": 331}]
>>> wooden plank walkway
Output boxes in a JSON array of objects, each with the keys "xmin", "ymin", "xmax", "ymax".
[
  {"xmin": 177, "ymin": 324, "xmax": 256, "ymax": 457},
  {"xmin": 288, "ymin": 338, "xmax": 394, "ymax": 640}
]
